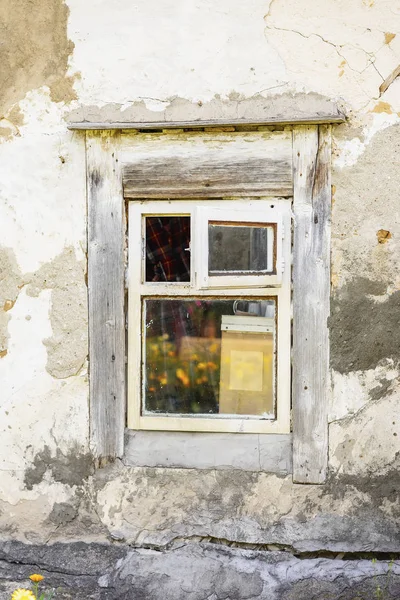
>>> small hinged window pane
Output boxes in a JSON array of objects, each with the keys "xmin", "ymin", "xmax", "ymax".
[{"xmin": 195, "ymin": 206, "xmax": 283, "ymax": 289}]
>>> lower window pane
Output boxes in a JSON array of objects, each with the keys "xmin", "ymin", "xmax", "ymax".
[{"xmin": 143, "ymin": 298, "xmax": 276, "ymax": 418}]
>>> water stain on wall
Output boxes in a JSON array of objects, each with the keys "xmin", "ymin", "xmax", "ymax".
[
  {"xmin": 24, "ymin": 445, "xmax": 94, "ymax": 490},
  {"xmin": 0, "ymin": 0, "xmax": 77, "ymax": 118},
  {"xmin": 330, "ymin": 278, "xmax": 400, "ymax": 374}
]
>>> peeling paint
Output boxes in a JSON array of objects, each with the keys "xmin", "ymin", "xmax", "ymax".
[
  {"xmin": 67, "ymin": 92, "xmax": 344, "ymax": 127},
  {"xmin": 47, "ymin": 502, "xmax": 78, "ymax": 526},
  {"xmin": 384, "ymin": 32, "xmax": 396, "ymax": 45},
  {"xmin": 372, "ymin": 101, "xmax": 393, "ymax": 114},
  {"xmin": 0, "ymin": 247, "xmax": 24, "ymax": 356},
  {"xmin": 26, "ymin": 247, "xmax": 88, "ymax": 379},
  {"xmin": 332, "ymin": 123, "xmax": 400, "ymax": 288},
  {"xmin": 0, "ymin": 0, "xmax": 78, "ymax": 118},
  {"xmin": 377, "ymin": 229, "xmax": 392, "ymax": 244}
]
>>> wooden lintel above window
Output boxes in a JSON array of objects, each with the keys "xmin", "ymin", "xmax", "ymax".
[{"xmin": 68, "ymin": 114, "xmax": 345, "ymax": 131}]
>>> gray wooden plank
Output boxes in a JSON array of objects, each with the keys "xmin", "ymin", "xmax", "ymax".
[
  {"xmin": 123, "ymin": 152, "xmax": 293, "ymax": 199},
  {"xmin": 87, "ymin": 130, "xmax": 125, "ymax": 462},
  {"xmin": 68, "ymin": 115, "xmax": 345, "ymax": 130},
  {"xmin": 292, "ymin": 125, "xmax": 331, "ymax": 484}
]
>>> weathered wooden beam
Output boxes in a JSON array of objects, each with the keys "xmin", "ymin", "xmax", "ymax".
[
  {"xmin": 68, "ymin": 115, "xmax": 345, "ymax": 131},
  {"xmin": 86, "ymin": 131, "xmax": 125, "ymax": 461},
  {"xmin": 122, "ymin": 131, "xmax": 293, "ymax": 198},
  {"xmin": 292, "ymin": 125, "xmax": 331, "ymax": 484}
]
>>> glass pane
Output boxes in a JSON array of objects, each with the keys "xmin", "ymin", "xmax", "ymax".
[
  {"xmin": 145, "ymin": 216, "xmax": 190, "ymax": 282},
  {"xmin": 143, "ymin": 298, "xmax": 276, "ymax": 418},
  {"xmin": 208, "ymin": 223, "xmax": 273, "ymax": 275}
]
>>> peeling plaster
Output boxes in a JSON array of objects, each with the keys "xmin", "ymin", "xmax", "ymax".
[
  {"xmin": 47, "ymin": 502, "xmax": 78, "ymax": 526},
  {"xmin": 333, "ymin": 112, "xmax": 400, "ymax": 168},
  {"xmin": 91, "ymin": 464, "xmax": 400, "ymax": 552},
  {"xmin": 329, "ymin": 361, "xmax": 399, "ymax": 422},
  {"xmin": 66, "ymin": 92, "xmax": 344, "ymax": 126},
  {"xmin": 26, "ymin": 247, "xmax": 88, "ymax": 379},
  {"xmin": 0, "ymin": 247, "xmax": 24, "ymax": 356},
  {"xmin": 0, "ymin": 0, "xmax": 78, "ymax": 119},
  {"xmin": 24, "ymin": 445, "xmax": 94, "ymax": 490},
  {"xmin": 330, "ymin": 278, "xmax": 400, "ymax": 373},
  {"xmin": 0, "ymin": 246, "xmax": 87, "ymax": 379},
  {"xmin": 332, "ymin": 123, "xmax": 400, "ymax": 288},
  {"xmin": 329, "ymin": 393, "xmax": 400, "ymax": 477}
]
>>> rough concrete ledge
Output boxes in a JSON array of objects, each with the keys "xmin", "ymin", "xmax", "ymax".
[
  {"xmin": 0, "ymin": 541, "xmax": 399, "ymax": 600},
  {"xmin": 124, "ymin": 431, "xmax": 292, "ymax": 473},
  {"xmin": 67, "ymin": 92, "xmax": 345, "ymax": 129}
]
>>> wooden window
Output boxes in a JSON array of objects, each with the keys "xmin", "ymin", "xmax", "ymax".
[
  {"xmin": 85, "ymin": 124, "xmax": 332, "ymax": 483},
  {"xmin": 127, "ymin": 199, "xmax": 291, "ymax": 434}
]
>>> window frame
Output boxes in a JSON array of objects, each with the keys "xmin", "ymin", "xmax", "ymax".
[
  {"xmin": 195, "ymin": 206, "xmax": 283, "ymax": 289},
  {"xmin": 84, "ymin": 123, "xmax": 332, "ymax": 483},
  {"xmin": 127, "ymin": 198, "xmax": 292, "ymax": 434}
]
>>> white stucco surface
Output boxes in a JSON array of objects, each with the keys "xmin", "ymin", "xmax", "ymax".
[{"xmin": 0, "ymin": 0, "xmax": 399, "ymax": 551}]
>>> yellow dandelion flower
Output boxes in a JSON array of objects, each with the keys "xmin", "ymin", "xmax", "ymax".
[
  {"xmin": 29, "ymin": 575, "xmax": 44, "ymax": 583},
  {"xmin": 11, "ymin": 589, "xmax": 36, "ymax": 600}
]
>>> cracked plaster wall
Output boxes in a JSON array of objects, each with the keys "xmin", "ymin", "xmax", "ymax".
[{"xmin": 1, "ymin": 0, "xmax": 400, "ymax": 584}]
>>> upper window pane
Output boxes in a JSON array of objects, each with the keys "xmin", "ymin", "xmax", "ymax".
[
  {"xmin": 145, "ymin": 216, "xmax": 190, "ymax": 282},
  {"xmin": 208, "ymin": 222, "xmax": 274, "ymax": 276}
]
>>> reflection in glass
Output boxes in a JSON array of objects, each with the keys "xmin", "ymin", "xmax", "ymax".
[
  {"xmin": 143, "ymin": 298, "xmax": 276, "ymax": 417},
  {"xmin": 208, "ymin": 223, "xmax": 273, "ymax": 275},
  {"xmin": 145, "ymin": 216, "xmax": 190, "ymax": 282}
]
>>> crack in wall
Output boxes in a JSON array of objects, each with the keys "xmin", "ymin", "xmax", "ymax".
[
  {"xmin": 120, "ymin": 536, "xmax": 400, "ymax": 561},
  {"xmin": 264, "ymin": 25, "xmax": 381, "ymax": 78},
  {"xmin": 1, "ymin": 539, "xmax": 399, "ymax": 566},
  {"xmin": 262, "ymin": 7, "xmax": 396, "ymax": 111}
]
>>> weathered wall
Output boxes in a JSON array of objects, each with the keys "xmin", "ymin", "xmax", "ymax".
[{"xmin": 1, "ymin": 0, "xmax": 400, "ymax": 596}]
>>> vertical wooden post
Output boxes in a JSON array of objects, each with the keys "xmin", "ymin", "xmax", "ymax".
[
  {"xmin": 86, "ymin": 131, "xmax": 125, "ymax": 461},
  {"xmin": 292, "ymin": 125, "xmax": 331, "ymax": 483}
]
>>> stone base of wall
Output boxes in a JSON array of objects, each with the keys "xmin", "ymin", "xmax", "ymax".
[{"xmin": 0, "ymin": 541, "xmax": 399, "ymax": 600}]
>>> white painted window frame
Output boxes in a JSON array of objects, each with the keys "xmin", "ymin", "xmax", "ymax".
[
  {"xmin": 195, "ymin": 207, "xmax": 283, "ymax": 289},
  {"xmin": 127, "ymin": 198, "xmax": 291, "ymax": 434}
]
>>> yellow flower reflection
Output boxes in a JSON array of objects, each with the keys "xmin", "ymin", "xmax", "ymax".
[{"xmin": 176, "ymin": 368, "xmax": 190, "ymax": 387}]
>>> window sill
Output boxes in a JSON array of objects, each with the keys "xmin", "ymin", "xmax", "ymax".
[{"xmin": 123, "ymin": 429, "xmax": 292, "ymax": 473}]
